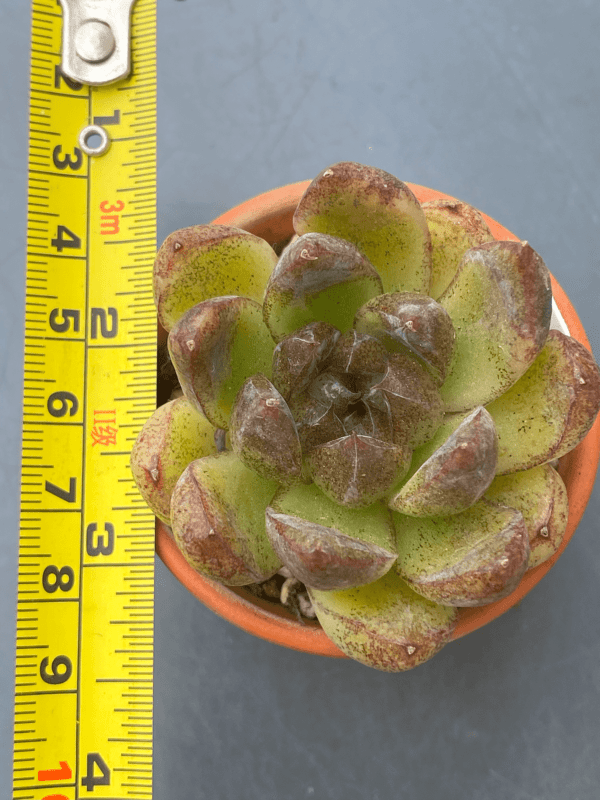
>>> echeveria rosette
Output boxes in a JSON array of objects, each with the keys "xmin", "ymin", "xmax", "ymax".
[{"xmin": 132, "ymin": 161, "xmax": 600, "ymax": 673}]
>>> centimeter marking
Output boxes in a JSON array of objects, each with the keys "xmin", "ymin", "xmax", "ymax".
[{"xmin": 14, "ymin": 2, "xmax": 157, "ymax": 799}]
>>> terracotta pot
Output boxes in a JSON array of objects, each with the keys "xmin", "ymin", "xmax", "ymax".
[{"xmin": 155, "ymin": 180, "xmax": 600, "ymax": 658}]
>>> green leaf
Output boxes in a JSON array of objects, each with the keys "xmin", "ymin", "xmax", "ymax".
[
  {"xmin": 130, "ymin": 396, "xmax": 221, "ymax": 525},
  {"xmin": 485, "ymin": 464, "xmax": 568, "ymax": 569},
  {"xmin": 263, "ymin": 232, "xmax": 383, "ymax": 341},
  {"xmin": 171, "ymin": 452, "xmax": 281, "ymax": 585},
  {"xmin": 388, "ymin": 406, "xmax": 497, "ymax": 517},
  {"xmin": 266, "ymin": 484, "xmax": 397, "ymax": 590},
  {"xmin": 422, "ymin": 199, "xmax": 494, "ymax": 300},
  {"xmin": 439, "ymin": 241, "xmax": 552, "ymax": 411},
  {"xmin": 168, "ymin": 296, "xmax": 275, "ymax": 429},
  {"xmin": 308, "ymin": 570, "xmax": 457, "ymax": 671},
  {"xmin": 154, "ymin": 225, "xmax": 277, "ymax": 331},
  {"xmin": 293, "ymin": 162, "xmax": 432, "ymax": 294},
  {"xmin": 487, "ymin": 331, "xmax": 600, "ymax": 474},
  {"xmin": 393, "ymin": 499, "xmax": 529, "ymax": 606}
]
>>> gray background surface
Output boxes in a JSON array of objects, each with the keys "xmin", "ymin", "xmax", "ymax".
[{"xmin": 2, "ymin": 1, "xmax": 600, "ymax": 798}]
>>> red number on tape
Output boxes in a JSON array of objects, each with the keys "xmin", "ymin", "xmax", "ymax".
[{"xmin": 38, "ymin": 760, "xmax": 72, "ymax": 781}]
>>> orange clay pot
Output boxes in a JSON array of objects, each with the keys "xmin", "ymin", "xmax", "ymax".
[{"xmin": 155, "ymin": 180, "xmax": 600, "ymax": 658}]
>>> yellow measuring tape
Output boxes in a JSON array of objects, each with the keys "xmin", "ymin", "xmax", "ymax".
[{"xmin": 13, "ymin": 1, "xmax": 156, "ymax": 797}]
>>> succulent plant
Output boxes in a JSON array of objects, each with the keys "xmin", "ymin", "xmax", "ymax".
[{"xmin": 132, "ymin": 161, "xmax": 600, "ymax": 672}]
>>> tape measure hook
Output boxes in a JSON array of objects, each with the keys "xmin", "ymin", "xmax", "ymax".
[
  {"xmin": 79, "ymin": 124, "xmax": 111, "ymax": 156},
  {"xmin": 58, "ymin": 0, "xmax": 137, "ymax": 86}
]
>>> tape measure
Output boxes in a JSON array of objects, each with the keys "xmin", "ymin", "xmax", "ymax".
[{"xmin": 13, "ymin": 1, "xmax": 157, "ymax": 798}]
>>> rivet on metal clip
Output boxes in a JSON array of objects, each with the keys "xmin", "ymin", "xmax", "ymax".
[{"xmin": 58, "ymin": 0, "xmax": 137, "ymax": 86}]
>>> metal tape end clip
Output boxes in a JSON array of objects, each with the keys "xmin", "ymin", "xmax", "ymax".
[{"xmin": 59, "ymin": 0, "xmax": 137, "ymax": 86}]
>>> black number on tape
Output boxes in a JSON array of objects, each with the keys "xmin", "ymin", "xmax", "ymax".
[
  {"xmin": 45, "ymin": 478, "xmax": 77, "ymax": 504},
  {"xmin": 93, "ymin": 110, "xmax": 120, "ymax": 126},
  {"xmin": 90, "ymin": 307, "xmax": 118, "ymax": 339},
  {"xmin": 86, "ymin": 522, "xmax": 115, "ymax": 557},
  {"xmin": 40, "ymin": 654, "xmax": 73, "ymax": 685},
  {"xmin": 49, "ymin": 308, "xmax": 81, "ymax": 333},
  {"xmin": 51, "ymin": 225, "xmax": 82, "ymax": 253},
  {"xmin": 42, "ymin": 565, "xmax": 75, "ymax": 593},
  {"xmin": 81, "ymin": 752, "xmax": 111, "ymax": 791},
  {"xmin": 47, "ymin": 391, "xmax": 79, "ymax": 418},
  {"xmin": 52, "ymin": 144, "xmax": 83, "ymax": 171},
  {"xmin": 54, "ymin": 64, "xmax": 83, "ymax": 91}
]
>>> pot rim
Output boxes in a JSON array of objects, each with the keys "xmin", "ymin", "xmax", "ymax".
[{"xmin": 155, "ymin": 180, "xmax": 600, "ymax": 657}]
